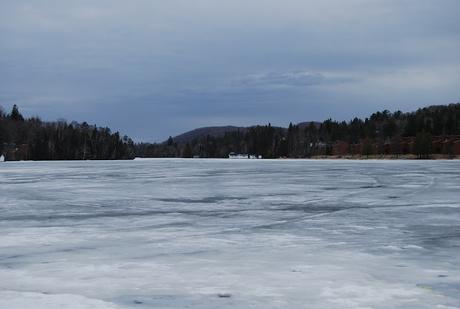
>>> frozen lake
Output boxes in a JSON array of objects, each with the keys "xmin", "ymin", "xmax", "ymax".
[{"xmin": 1, "ymin": 159, "xmax": 459, "ymax": 308}]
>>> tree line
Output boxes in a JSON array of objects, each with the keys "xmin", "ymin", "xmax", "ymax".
[
  {"xmin": 0, "ymin": 105, "xmax": 135, "ymax": 160},
  {"xmin": 136, "ymin": 103, "xmax": 460, "ymax": 159},
  {"xmin": 2, "ymin": 103, "xmax": 459, "ymax": 161}
]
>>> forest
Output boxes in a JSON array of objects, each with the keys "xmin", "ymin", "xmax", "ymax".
[
  {"xmin": 2, "ymin": 103, "xmax": 460, "ymax": 161},
  {"xmin": 0, "ymin": 105, "xmax": 135, "ymax": 160},
  {"xmin": 136, "ymin": 103, "xmax": 460, "ymax": 159}
]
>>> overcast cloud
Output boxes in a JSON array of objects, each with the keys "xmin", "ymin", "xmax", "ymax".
[{"xmin": 1, "ymin": 0, "xmax": 459, "ymax": 141}]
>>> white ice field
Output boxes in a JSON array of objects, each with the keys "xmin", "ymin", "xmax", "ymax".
[{"xmin": 0, "ymin": 159, "xmax": 459, "ymax": 308}]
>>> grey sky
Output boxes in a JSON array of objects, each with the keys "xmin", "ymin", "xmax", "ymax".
[{"xmin": 1, "ymin": 0, "xmax": 459, "ymax": 141}]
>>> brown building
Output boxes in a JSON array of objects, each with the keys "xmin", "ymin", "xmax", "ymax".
[
  {"xmin": 453, "ymin": 140, "xmax": 460, "ymax": 155},
  {"xmin": 332, "ymin": 141, "xmax": 349, "ymax": 156}
]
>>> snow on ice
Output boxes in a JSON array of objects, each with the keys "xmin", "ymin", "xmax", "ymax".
[{"xmin": 1, "ymin": 159, "xmax": 459, "ymax": 308}]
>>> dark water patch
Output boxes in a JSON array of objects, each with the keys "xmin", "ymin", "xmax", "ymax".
[
  {"xmin": 4, "ymin": 254, "xmax": 23, "ymax": 260},
  {"xmin": 279, "ymin": 204, "xmax": 345, "ymax": 213},
  {"xmin": 2, "ymin": 201, "xmax": 389, "ymax": 223},
  {"xmin": 153, "ymin": 196, "xmax": 247, "ymax": 204},
  {"xmin": 146, "ymin": 221, "xmax": 193, "ymax": 229},
  {"xmin": 0, "ymin": 180, "xmax": 42, "ymax": 185},
  {"xmin": 275, "ymin": 202, "xmax": 372, "ymax": 215},
  {"xmin": 360, "ymin": 185, "xmax": 384, "ymax": 189},
  {"xmin": 113, "ymin": 293, "xmax": 240, "ymax": 309},
  {"xmin": 251, "ymin": 219, "xmax": 309, "ymax": 231},
  {"xmin": 0, "ymin": 246, "xmax": 95, "ymax": 263},
  {"xmin": 322, "ymin": 168, "xmax": 349, "ymax": 172},
  {"xmin": 262, "ymin": 192, "xmax": 298, "ymax": 196},
  {"xmin": 217, "ymin": 293, "xmax": 232, "ymax": 298},
  {"xmin": 58, "ymin": 246, "xmax": 94, "ymax": 253},
  {"xmin": 0, "ymin": 208, "xmax": 249, "ymax": 222}
]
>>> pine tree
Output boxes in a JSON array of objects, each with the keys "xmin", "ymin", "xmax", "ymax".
[
  {"xmin": 182, "ymin": 143, "xmax": 193, "ymax": 158},
  {"xmin": 10, "ymin": 104, "xmax": 24, "ymax": 121}
]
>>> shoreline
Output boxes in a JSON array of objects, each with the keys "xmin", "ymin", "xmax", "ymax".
[
  {"xmin": 2, "ymin": 155, "xmax": 460, "ymax": 162},
  {"xmin": 308, "ymin": 154, "xmax": 460, "ymax": 160}
]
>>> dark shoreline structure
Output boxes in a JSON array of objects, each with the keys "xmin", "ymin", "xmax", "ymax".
[
  {"xmin": 0, "ymin": 105, "xmax": 135, "ymax": 161},
  {"xmin": 137, "ymin": 103, "xmax": 460, "ymax": 159}
]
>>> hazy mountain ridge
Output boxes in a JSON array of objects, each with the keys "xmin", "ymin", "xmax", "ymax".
[
  {"xmin": 172, "ymin": 126, "xmax": 246, "ymax": 144},
  {"xmin": 171, "ymin": 122, "xmax": 321, "ymax": 144}
]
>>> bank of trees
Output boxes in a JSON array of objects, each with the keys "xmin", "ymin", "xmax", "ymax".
[
  {"xmin": 2, "ymin": 103, "xmax": 459, "ymax": 160},
  {"xmin": 0, "ymin": 105, "xmax": 135, "ymax": 160},
  {"xmin": 136, "ymin": 103, "xmax": 460, "ymax": 158}
]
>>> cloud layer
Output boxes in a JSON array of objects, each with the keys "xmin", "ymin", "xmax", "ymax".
[{"xmin": 0, "ymin": 0, "xmax": 459, "ymax": 141}]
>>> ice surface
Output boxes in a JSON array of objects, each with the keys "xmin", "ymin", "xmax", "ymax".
[{"xmin": 1, "ymin": 159, "xmax": 459, "ymax": 308}]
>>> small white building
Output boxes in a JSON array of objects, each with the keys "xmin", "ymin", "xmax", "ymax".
[
  {"xmin": 228, "ymin": 152, "xmax": 262, "ymax": 159},
  {"xmin": 0, "ymin": 155, "xmax": 5, "ymax": 162},
  {"xmin": 228, "ymin": 152, "xmax": 248, "ymax": 159}
]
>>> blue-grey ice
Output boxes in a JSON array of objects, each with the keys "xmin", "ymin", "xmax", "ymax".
[{"xmin": 0, "ymin": 159, "xmax": 459, "ymax": 308}]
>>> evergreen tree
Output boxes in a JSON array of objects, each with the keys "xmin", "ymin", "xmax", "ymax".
[
  {"xmin": 414, "ymin": 132, "xmax": 432, "ymax": 159},
  {"xmin": 182, "ymin": 143, "xmax": 193, "ymax": 158},
  {"xmin": 10, "ymin": 104, "xmax": 24, "ymax": 121}
]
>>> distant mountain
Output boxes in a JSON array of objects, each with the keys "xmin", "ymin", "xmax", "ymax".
[
  {"xmin": 171, "ymin": 122, "xmax": 323, "ymax": 144},
  {"xmin": 171, "ymin": 122, "xmax": 324, "ymax": 144},
  {"xmin": 171, "ymin": 126, "xmax": 246, "ymax": 144},
  {"xmin": 296, "ymin": 121, "xmax": 322, "ymax": 129}
]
